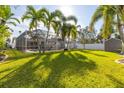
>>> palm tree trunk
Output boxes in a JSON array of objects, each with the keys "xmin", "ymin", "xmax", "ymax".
[
  {"xmin": 55, "ymin": 34, "xmax": 58, "ymax": 50},
  {"xmin": 67, "ymin": 37, "xmax": 70, "ymax": 49},
  {"xmin": 83, "ymin": 41, "xmax": 85, "ymax": 49},
  {"xmin": 82, "ymin": 34, "xmax": 85, "ymax": 49},
  {"xmin": 121, "ymin": 41, "xmax": 124, "ymax": 54},
  {"xmin": 117, "ymin": 14, "xmax": 124, "ymax": 54},
  {"xmin": 44, "ymin": 25, "xmax": 50, "ymax": 53},
  {"xmin": 36, "ymin": 39, "xmax": 41, "ymax": 54},
  {"xmin": 35, "ymin": 26, "xmax": 41, "ymax": 54},
  {"xmin": 119, "ymin": 30, "xmax": 124, "ymax": 54},
  {"xmin": 63, "ymin": 38, "xmax": 66, "ymax": 49}
]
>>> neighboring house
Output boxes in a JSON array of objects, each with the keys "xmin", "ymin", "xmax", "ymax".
[{"xmin": 16, "ymin": 29, "xmax": 65, "ymax": 51}]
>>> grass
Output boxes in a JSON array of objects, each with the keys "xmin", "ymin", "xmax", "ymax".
[{"xmin": 0, "ymin": 49, "xmax": 124, "ymax": 88}]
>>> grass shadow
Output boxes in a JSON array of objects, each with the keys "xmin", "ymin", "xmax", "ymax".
[
  {"xmin": 0, "ymin": 55, "xmax": 41, "ymax": 88},
  {"xmin": 39, "ymin": 51, "xmax": 97, "ymax": 87},
  {"xmin": 79, "ymin": 50, "xmax": 108, "ymax": 57},
  {"xmin": 0, "ymin": 50, "xmax": 97, "ymax": 88},
  {"xmin": 106, "ymin": 74, "xmax": 124, "ymax": 88},
  {"xmin": 6, "ymin": 53, "xmax": 35, "ymax": 61},
  {"xmin": 4, "ymin": 49, "xmax": 38, "ymax": 63}
]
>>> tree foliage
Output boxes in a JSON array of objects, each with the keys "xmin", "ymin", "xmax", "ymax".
[{"xmin": 0, "ymin": 5, "xmax": 19, "ymax": 49}]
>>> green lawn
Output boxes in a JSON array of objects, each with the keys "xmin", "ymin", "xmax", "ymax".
[{"xmin": 0, "ymin": 49, "xmax": 124, "ymax": 88}]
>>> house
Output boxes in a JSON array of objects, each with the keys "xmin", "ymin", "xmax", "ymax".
[
  {"xmin": 14, "ymin": 27, "xmax": 96, "ymax": 51},
  {"xmin": 16, "ymin": 29, "xmax": 65, "ymax": 51}
]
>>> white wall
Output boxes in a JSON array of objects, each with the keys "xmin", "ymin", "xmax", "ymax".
[
  {"xmin": 11, "ymin": 38, "xmax": 16, "ymax": 48},
  {"xmin": 76, "ymin": 43, "xmax": 104, "ymax": 50}
]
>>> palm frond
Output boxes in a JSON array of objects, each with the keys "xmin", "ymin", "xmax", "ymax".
[
  {"xmin": 66, "ymin": 15, "xmax": 78, "ymax": 24},
  {"xmin": 10, "ymin": 17, "xmax": 20, "ymax": 24},
  {"xmin": 39, "ymin": 8, "xmax": 50, "ymax": 19},
  {"xmin": 7, "ymin": 21, "xmax": 17, "ymax": 26},
  {"xmin": 27, "ymin": 6, "xmax": 37, "ymax": 16},
  {"xmin": 89, "ymin": 6, "xmax": 103, "ymax": 31},
  {"xmin": 29, "ymin": 19, "xmax": 37, "ymax": 30},
  {"xmin": 22, "ymin": 15, "xmax": 32, "ymax": 22}
]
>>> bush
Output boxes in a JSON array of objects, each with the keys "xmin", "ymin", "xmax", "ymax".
[{"xmin": 64, "ymin": 48, "xmax": 68, "ymax": 51}]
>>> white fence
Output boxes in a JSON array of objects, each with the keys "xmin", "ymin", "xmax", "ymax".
[{"xmin": 76, "ymin": 43, "xmax": 104, "ymax": 50}]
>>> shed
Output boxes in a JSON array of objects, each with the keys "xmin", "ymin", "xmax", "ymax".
[{"xmin": 105, "ymin": 38, "xmax": 122, "ymax": 52}]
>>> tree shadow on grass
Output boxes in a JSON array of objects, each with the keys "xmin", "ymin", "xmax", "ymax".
[
  {"xmin": 5, "ymin": 53, "xmax": 36, "ymax": 62},
  {"xmin": 5, "ymin": 50, "xmax": 62, "ymax": 63},
  {"xmin": 38, "ymin": 51, "xmax": 97, "ymax": 87},
  {"xmin": 106, "ymin": 74, "xmax": 124, "ymax": 88},
  {"xmin": 79, "ymin": 50, "xmax": 108, "ymax": 57},
  {"xmin": 0, "ymin": 67, "xmax": 17, "ymax": 74},
  {"xmin": 0, "ymin": 51, "xmax": 97, "ymax": 88},
  {"xmin": 6, "ymin": 49, "xmax": 23, "ymax": 57},
  {"xmin": 0, "ymin": 55, "xmax": 41, "ymax": 88}
]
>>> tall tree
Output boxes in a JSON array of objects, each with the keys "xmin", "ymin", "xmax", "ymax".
[
  {"xmin": 22, "ymin": 6, "xmax": 46, "ymax": 53},
  {"xmin": 52, "ymin": 20, "xmax": 62, "ymax": 49},
  {"xmin": 89, "ymin": 5, "xmax": 124, "ymax": 54},
  {"xmin": 66, "ymin": 24, "xmax": 77, "ymax": 49},
  {"xmin": 77, "ymin": 25, "xmax": 85, "ymax": 49},
  {"xmin": 0, "ymin": 26, "xmax": 11, "ymax": 49},
  {"xmin": 0, "ymin": 5, "xmax": 20, "ymax": 31},
  {"xmin": 0, "ymin": 5, "xmax": 19, "ymax": 50},
  {"xmin": 113, "ymin": 6, "xmax": 124, "ymax": 54},
  {"xmin": 61, "ymin": 15, "xmax": 78, "ymax": 50},
  {"xmin": 41, "ymin": 9, "xmax": 63, "ymax": 53},
  {"xmin": 89, "ymin": 5, "xmax": 115, "ymax": 39}
]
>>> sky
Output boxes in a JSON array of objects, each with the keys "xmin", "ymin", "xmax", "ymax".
[{"xmin": 10, "ymin": 5, "xmax": 103, "ymax": 37}]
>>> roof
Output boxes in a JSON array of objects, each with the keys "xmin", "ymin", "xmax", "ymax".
[{"xmin": 17, "ymin": 29, "xmax": 56, "ymax": 40}]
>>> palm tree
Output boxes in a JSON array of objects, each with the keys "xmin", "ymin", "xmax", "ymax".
[
  {"xmin": 0, "ymin": 5, "xmax": 20, "ymax": 31},
  {"xmin": 0, "ymin": 5, "xmax": 11, "ymax": 23},
  {"xmin": 41, "ymin": 9, "xmax": 63, "ymax": 52},
  {"xmin": 61, "ymin": 15, "xmax": 78, "ymax": 50},
  {"xmin": 113, "ymin": 6, "xmax": 124, "ymax": 54},
  {"xmin": 0, "ymin": 25, "xmax": 11, "ymax": 50},
  {"xmin": 0, "ymin": 5, "xmax": 19, "ymax": 50},
  {"xmin": 77, "ymin": 25, "xmax": 85, "ymax": 48},
  {"xmin": 66, "ymin": 24, "xmax": 77, "ymax": 49},
  {"xmin": 89, "ymin": 5, "xmax": 115, "ymax": 39},
  {"xmin": 52, "ymin": 20, "xmax": 62, "ymax": 49},
  {"xmin": 87, "ymin": 29, "xmax": 96, "ymax": 43},
  {"xmin": 22, "ymin": 6, "xmax": 46, "ymax": 53},
  {"xmin": 89, "ymin": 5, "xmax": 124, "ymax": 54}
]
